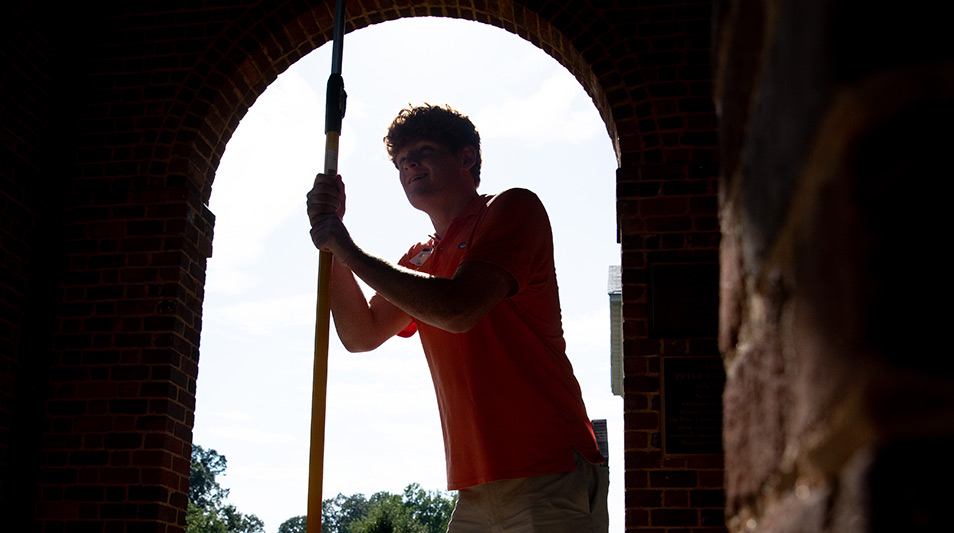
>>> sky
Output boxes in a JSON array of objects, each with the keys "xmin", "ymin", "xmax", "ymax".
[{"xmin": 194, "ymin": 17, "xmax": 623, "ymax": 533}]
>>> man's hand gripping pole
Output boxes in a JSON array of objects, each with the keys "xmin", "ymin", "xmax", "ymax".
[{"xmin": 308, "ymin": 1, "xmax": 346, "ymax": 532}]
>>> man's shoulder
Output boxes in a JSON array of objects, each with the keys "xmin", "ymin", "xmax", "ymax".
[
  {"xmin": 472, "ymin": 188, "xmax": 552, "ymax": 240},
  {"xmin": 486, "ymin": 187, "xmax": 544, "ymax": 210}
]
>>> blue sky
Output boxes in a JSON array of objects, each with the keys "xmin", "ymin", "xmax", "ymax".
[{"xmin": 195, "ymin": 17, "xmax": 623, "ymax": 532}]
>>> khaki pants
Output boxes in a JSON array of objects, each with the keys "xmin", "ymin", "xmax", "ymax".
[{"xmin": 447, "ymin": 452, "xmax": 609, "ymax": 533}]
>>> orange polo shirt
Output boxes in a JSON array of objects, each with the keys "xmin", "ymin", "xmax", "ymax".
[{"xmin": 394, "ymin": 188, "xmax": 603, "ymax": 490}]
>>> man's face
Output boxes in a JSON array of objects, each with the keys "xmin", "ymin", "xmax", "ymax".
[{"xmin": 394, "ymin": 138, "xmax": 475, "ymax": 210}]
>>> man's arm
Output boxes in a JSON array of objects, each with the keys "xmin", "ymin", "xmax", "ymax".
[
  {"xmin": 328, "ymin": 260, "xmax": 413, "ymax": 352},
  {"xmin": 310, "ymin": 213, "xmax": 515, "ymax": 333},
  {"xmin": 338, "ymin": 246, "xmax": 516, "ymax": 334},
  {"xmin": 308, "ymin": 173, "xmax": 516, "ymax": 336},
  {"xmin": 306, "ymin": 173, "xmax": 413, "ymax": 351}
]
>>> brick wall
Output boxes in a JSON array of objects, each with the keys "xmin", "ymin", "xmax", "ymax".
[
  {"xmin": 0, "ymin": 2, "xmax": 78, "ymax": 528},
  {"xmin": 715, "ymin": 0, "xmax": 954, "ymax": 531},
  {"xmin": 613, "ymin": 1, "xmax": 723, "ymax": 529},
  {"xmin": 0, "ymin": 1, "xmax": 725, "ymax": 531}
]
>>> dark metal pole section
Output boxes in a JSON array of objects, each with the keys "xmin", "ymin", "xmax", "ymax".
[
  {"xmin": 308, "ymin": 1, "xmax": 346, "ymax": 532},
  {"xmin": 330, "ymin": 0, "xmax": 345, "ymax": 76}
]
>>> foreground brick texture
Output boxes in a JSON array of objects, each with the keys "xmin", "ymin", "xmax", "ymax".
[
  {"xmin": 715, "ymin": 0, "xmax": 953, "ymax": 531},
  {"xmin": 1, "ymin": 1, "xmax": 950, "ymax": 532}
]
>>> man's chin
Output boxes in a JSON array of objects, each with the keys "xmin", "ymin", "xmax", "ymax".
[{"xmin": 404, "ymin": 189, "xmax": 430, "ymax": 211}]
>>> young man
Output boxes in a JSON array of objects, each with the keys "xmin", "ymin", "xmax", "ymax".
[{"xmin": 307, "ymin": 104, "xmax": 607, "ymax": 532}]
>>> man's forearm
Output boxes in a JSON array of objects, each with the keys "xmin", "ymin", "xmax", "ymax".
[
  {"xmin": 329, "ymin": 259, "xmax": 407, "ymax": 351},
  {"xmin": 336, "ymin": 244, "xmax": 513, "ymax": 334}
]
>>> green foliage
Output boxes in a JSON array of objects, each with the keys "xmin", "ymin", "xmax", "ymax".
[
  {"xmin": 187, "ymin": 502, "xmax": 229, "ymax": 533},
  {"xmin": 349, "ymin": 493, "xmax": 425, "ymax": 533},
  {"xmin": 293, "ymin": 484, "xmax": 456, "ymax": 533},
  {"xmin": 187, "ymin": 444, "xmax": 265, "ymax": 533},
  {"xmin": 322, "ymin": 492, "xmax": 373, "ymax": 533},
  {"xmin": 222, "ymin": 504, "xmax": 266, "ymax": 533},
  {"xmin": 190, "ymin": 445, "xmax": 230, "ymax": 510},
  {"xmin": 277, "ymin": 515, "xmax": 306, "ymax": 533},
  {"xmin": 400, "ymin": 484, "xmax": 456, "ymax": 533}
]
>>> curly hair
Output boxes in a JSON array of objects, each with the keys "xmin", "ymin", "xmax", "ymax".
[{"xmin": 384, "ymin": 104, "xmax": 482, "ymax": 186}]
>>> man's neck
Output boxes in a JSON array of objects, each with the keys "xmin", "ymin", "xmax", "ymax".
[{"xmin": 428, "ymin": 190, "xmax": 479, "ymax": 238}]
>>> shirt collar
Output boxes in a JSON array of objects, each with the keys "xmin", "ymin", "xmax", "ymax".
[{"xmin": 432, "ymin": 194, "xmax": 489, "ymax": 243}]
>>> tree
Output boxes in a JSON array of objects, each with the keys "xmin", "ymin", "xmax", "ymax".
[
  {"xmin": 187, "ymin": 444, "xmax": 265, "ymax": 533},
  {"xmin": 349, "ymin": 493, "xmax": 425, "ymax": 533},
  {"xmin": 222, "ymin": 504, "xmax": 266, "ymax": 533},
  {"xmin": 190, "ymin": 445, "xmax": 229, "ymax": 510},
  {"xmin": 400, "ymin": 484, "xmax": 455, "ymax": 533},
  {"xmin": 320, "ymin": 492, "xmax": 373, "ymax": 533},
  {"xmin": 186, "ymin": 502, "xmax": 229, "ymax": 533},
  {"xmin": 289, "ymin": 484, "xmax": 456, "ymax": 533},
  {"xmin": 277, "ymin": 515, "xmax": 306, "ymax": 533}
]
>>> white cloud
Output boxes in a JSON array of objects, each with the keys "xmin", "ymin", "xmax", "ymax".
[
  {"xmin": 204, "ymin": 261, "xmax": 259, "ymax": 295},
  {"xmin": 209, "ymin": 70, "xmax": 324, "ymax": 292},
  {"xmin": 205, "ymin": 424, "xmax": 301, "ymax": 445},
  {"xmin": 200, "ymin": 409, "xmax": 253, "ymax": 423},
  {"xmin": 475, "ymin": 72, "xmax": 603, "ymax": 146},
  {"xmin": 564, "ymin": 307, "xmax": 612, "ymax": 353},
  {"xmin": 209, "ymin": 293, "xmax": 315, "ymax": 335}
]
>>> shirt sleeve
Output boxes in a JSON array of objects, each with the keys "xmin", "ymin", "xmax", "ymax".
[{"xmin": 396, "ymin": 321, "xmax": 418, "ymax": 337}]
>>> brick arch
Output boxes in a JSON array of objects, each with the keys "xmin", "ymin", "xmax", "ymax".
[
  {"xmin": 164, "ymin": 0, "xmax": 722, "ymax": 528},
  {"xmin": 167, "ymin": 0, "xmax": 636, "ymax": 202}
]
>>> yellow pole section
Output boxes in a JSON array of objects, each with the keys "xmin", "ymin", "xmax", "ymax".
[{"xmin": 307, "ymin": 129, "xmax": 339, "ymax": 533}]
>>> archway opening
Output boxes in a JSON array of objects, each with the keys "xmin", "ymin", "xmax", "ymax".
[{"xmin": 196, "ymin": 17, "xmax": 621, "ymax": 532}]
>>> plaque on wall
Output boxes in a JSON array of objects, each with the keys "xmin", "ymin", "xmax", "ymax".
[
  {"xmin": 662, "ymin": 356, "xmax": 725, "ymax": 455},
  {"xmin": 649, "ymin": 262, "xmax": 719, "ymax": 338}
]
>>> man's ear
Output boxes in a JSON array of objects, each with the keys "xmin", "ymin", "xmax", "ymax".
[{"xmin": 459, "ymin": 145, "xmax": 477, "ymax": 170}]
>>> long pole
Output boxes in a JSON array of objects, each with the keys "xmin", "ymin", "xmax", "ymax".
[{"xmin": 307, "ymin": 0, "xmax": 346, "ymax": 531}]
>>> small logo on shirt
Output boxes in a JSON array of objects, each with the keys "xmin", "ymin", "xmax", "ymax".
[
  {"xmin": 458, "ymin": 242, "xmax": 467, "ymax": 249},
  {"xmin": 409, "ymin": 248, "xmax": 433, "ymax": 266}
]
